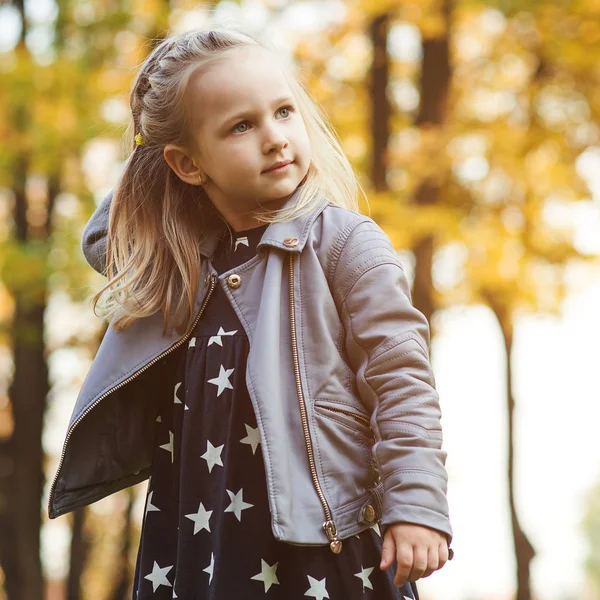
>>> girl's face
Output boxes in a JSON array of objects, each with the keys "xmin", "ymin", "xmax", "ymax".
[{"xmin": 185, "ymin": 46, "xmax": 312, "ymax": 212}]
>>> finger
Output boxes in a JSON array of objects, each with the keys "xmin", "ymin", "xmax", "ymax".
[
  {"xmin": 438, "ymin": 541, "xmax": 449, "ymax": 568},
  {"xmin": 421, "ymin": 545, "xmax": 440, "ymax": 579},
  {"xmin": 407, "ymin": 545, "xmax": 428, "ymax": 582},
  {"xmin": 393, "ymin": 542, "xmax": 413, "ymax": 587},
  {"xmin": 380, "ymin": 531, "xmax": 396, "ymax": 570}
]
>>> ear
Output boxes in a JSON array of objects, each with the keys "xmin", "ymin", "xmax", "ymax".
[{"xmin": 163, "ymin": 144, "xmax": 207, "ymax": 186}]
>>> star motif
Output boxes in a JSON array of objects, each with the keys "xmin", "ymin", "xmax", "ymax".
[
  {"xmin": 354, "ymin": 565, "xmax": 374, "ymax": 591},
  {"xmin": 159, "ymin": 430, "xmax": 174, "ymax": 463},
  {"xmin": 235, "ymin": 236, "xmax": 249, "ymax": 251},
  {"xmin": 185, "ymin": 501, "xmax": 213, "ymax": 534},
  {"xmin": 208, "ymin": 327, "xmax": 238, "ymax": 347},
  {"xmin": 207, "ymin": 365, "xmax": 234, "ymax": 396},
  {"xmin": 156, "ymin": 414, "xmax": 162, "ymax": 422},
  {"xmin": 203, "ymin": 552, "xmax": 215, "ymax": 584},
  {"xmin": 404, "ymin": 596, "xmax": 413, "ymax": 600},
  {"xmin": 201, "ymin": 440, "xmax": 224, "ymax": 473},
  {"xmin": 240, "ymin": 423, "xmax": 261, "ymax": 454},
  {"xmin": 371, "ymin": 522, "xmax": 381, "ymax": 536},
  {"xmin": 145, "ymin": 490, "xmax": 160, "ymax": 516},
  {"xmin": 304, "ymin": 575, "xmax": 329, "ymax": 599},
  {"xmin": 224, "ymin": 488, "xmax": 253, "ymax": 521},
  {"xmin": 144, "ymin": 561, "xmax": 173, "ymax": 592},
  {"xmin": 188, "ymin": 337, "xmax": 196, "ymax": 348},
  {"xmin": 251, "ymin": 559, "xmax": 280, "ymax": 592},
  {"xmin": 173, "ymin": 382, "xmax": 183, "ymax": 404}
]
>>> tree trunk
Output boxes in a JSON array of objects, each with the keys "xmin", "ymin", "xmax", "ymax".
[
  {"xmin": 369, "ymin": 13, "xmax": 391, "ymax": 194},
  {"xmin": 66, "ymin": 508, "xmax": 90, "ymax": 600},
  {"xmin": 7, "ymin": 297, "xmax": 48, "ymax": 600},
  {"xmin": 108, "ymin": 488, "xmax": 136, "ymax": 600},
  {"xmin": 411, "ymin": 0, "xmax": 452, "ymax": 332},
  {"xmin": 486, "ymin": 295, "xmax": 535, "ymax": 600}
]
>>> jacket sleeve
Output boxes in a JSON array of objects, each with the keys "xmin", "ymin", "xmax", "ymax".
[
  {"xmin": 331, "ymin": 217, "xmax": 453, "ymax": 545},
  {"xmin": 81, "ymin": 189, "xmax": 113, "ymax": 276}
]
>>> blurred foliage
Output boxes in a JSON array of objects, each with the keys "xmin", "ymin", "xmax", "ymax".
[
  {"xmin": 583, "ymin": 476, "xmax": 600, "ymax": 596},
  {"xmin": 0, "ymin": 0, "xmax": 599, "ymax": 598}
]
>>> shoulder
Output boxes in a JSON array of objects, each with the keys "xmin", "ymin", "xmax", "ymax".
[
  {"xmin": 313, "ymin": 203, "xmax": 399, "ymax": 282},
  {"xmin": 317, "ymin": 203, "xmax": 395, "ymax": 248}
]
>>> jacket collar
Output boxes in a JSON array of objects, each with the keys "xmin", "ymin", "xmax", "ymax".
[{"xmin": 197, "ymin": 184, "xmax": 330, "ymax": 258}]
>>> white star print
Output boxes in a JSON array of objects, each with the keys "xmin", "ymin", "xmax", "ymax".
[
  {"xmin": 159, "ymin": 430, "xmax": 174, "ymax": 463},
  {"xmin": 372, "ymin": 522, "xmax": 381, "ymax": 536},
  {"xmin": 207, "ymin": 365, "xmax": 234, "ymax": 396},
  {"xmin": 185, "ymin": 501, "xmax": 213, "ymax": 534},
  {"xmin": 240, "ymin": 423, "xmax": 261, "ymax": 454},
  {"xmin": 404, "ymin": 596, "xmax": 413, "ymax": 600},
  {"xmin": 203, "ymin": 552, "xmax": 215, "ymax": 584},
  {"xmin": 145, "ymin": 490, "xmax": 160, "ymax": 516},
  {"xmin": 188, "ymin": 337, "xmax": 196, "ymax": 348},
  {"xmin": 354, "ymin": 565, "xmax": 374, "ymax": 591},
  {"xmin": 235, "ymin": 236, "xmax": 249, "ymax": 251},
  {"xmin": 251, "ymin": 559, "xmax": 280, "ymax": 592},
  {"xmin": 304, "ymin": 575, "xmax": 329, "ymax": 599},
  {"xmin": 201, "ymin": 440, "xmax": 224, "ymax": 473},
  {"xmin": 224, "ymin": 488, "xmax": 253, "ymax": 521},
  {"xmin": 144, "ymin": 561, "xmax": 173, "ymax": 592},
  {"xmin": 156, "ymin": 415, "xmax": 162, "ymax": 422},
  {"xmin": 173, "ymin": 382, "xmax": 183, "ymax": 404},
  {"xmin": 208, "ymin": 327, "xmax": 238, "ymax": 347}
]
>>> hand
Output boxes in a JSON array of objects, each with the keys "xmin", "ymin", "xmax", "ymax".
[{"xmin": 379, "ymin": 522, "xmax": 449, "ymax": 587}]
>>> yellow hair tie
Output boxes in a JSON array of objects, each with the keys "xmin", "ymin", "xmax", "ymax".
[{"xmin": 134, "ymin": 133, "xmax": 145, "ymax": 146}]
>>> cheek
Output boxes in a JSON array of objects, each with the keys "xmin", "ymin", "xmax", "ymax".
[
  {"xmin": 215, "ymin": 145, "xmax": 254, "ymax": 170},
  {"xmin": 297, "ymin": 130, "xmax": 312, "ymax": 163}
]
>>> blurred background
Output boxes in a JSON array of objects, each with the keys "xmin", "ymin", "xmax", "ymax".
[{"xmin": 1, "ymin": 0, "xmax": 600, "ymax": 598}]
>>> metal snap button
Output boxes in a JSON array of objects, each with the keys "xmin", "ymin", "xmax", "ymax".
[
  {"xmin": 364, "ymin": 504, "xmax": 376, "ymax": 523},
  {"xmin": 227, "ymin": 273, "xmax": 241, "ymax": 289},
  {"xmin": 283, "ymin": 237, "xmax": 299, "ymax": 247}
]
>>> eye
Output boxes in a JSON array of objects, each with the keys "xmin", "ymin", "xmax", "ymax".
[
  {"xmin": 278, "ymin": 104, "xmax": 295, "ymax": 118},
  {"xmin": 231, "ymin": 105, "xmax": 295, "ymax": 134},
  {"xmin": 232, "ymin": 121, "xmax": 250, "ymax": 134}
]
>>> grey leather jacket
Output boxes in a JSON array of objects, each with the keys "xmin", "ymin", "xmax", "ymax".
[{"xmin": 47, "ymin": 186, "xmax": 453, "ymax": 554}]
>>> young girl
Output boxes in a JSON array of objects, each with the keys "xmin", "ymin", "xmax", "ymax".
[{"xmin": 48, "ymin": 24, "xmax": 453, "ymax": 599}]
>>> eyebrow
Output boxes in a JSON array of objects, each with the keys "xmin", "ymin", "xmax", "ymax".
[{"xmin": 220, "ymin": 96, "xmax": 294, "ymax": 128}]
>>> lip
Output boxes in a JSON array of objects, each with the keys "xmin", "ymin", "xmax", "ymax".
[{"xmin": 264, "ymin": 160, "xmax": 293, "ymax": 173}]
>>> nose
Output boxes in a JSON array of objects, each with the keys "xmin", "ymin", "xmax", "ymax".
[{"xmin": 262, "ymin": 122, "xmax": 289, "ymax": 153}]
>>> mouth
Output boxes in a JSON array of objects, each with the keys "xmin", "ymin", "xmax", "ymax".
[{"xmin": 264, "ymin": 160, "xmax": 294, "ymax": 173}]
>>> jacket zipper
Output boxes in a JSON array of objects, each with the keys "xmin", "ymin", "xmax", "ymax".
[
  {"xmin": 47, "ymin": 274, "xmax": 218, "ymax": 517},
  {"xmin": 288, "ymin": 254, "xmax": 342, "ymax": 554},
  {"xmin": 320, "ymin": 406, "xmax": 371, "ymax": 428}
]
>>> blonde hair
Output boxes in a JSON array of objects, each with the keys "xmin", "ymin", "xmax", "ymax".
[{"xmin": 92, "ymin": 22, "xmax": 366, "ymax": 335}]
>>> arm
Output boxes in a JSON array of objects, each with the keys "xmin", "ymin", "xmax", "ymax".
[
  {"xmin": 81, "ymin": 189, "xmax": 113, "ymax": 275},
  {"xmin": 331, "ymin": 217, "xmax": 453, "ymax": 546}
]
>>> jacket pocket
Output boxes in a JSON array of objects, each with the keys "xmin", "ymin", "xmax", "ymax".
[{"xmin": 313, "ymin": 398, "xmax": 373, "ymax": 437}]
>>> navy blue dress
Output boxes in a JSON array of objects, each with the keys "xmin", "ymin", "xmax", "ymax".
[{"xmin": 132, "ymin": 222, "xmax": 420, "ymax": 599}]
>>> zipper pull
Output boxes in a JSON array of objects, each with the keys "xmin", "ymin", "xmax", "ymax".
[{"xmin": 323, "ymin": 520, "xmax": 342, "ymax": 554}]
